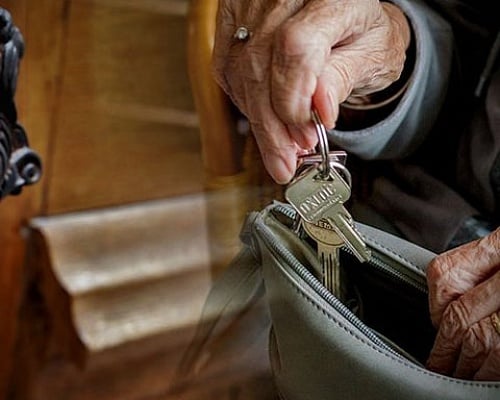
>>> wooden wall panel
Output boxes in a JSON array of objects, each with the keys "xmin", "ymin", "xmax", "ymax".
[
  {"xmin": 45, "ymin": 0, "xmax": 202, "ymax": 214},
  {"xmin": 59, "ymin": 1, "xmax": 194, "ymax": 111},
  {"xmin": 46, "ymin": 113, "xmax": 202, "ymax": 213},
  {"xmin": 0, "ymin": 0, "xmax": 66, "ymax": 397}
]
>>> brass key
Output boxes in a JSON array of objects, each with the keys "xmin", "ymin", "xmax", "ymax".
[{"xmin": 303, "ymin": 219, "xmax": 344, "ymax": 297}]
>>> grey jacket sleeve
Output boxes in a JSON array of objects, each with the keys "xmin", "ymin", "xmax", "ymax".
[{"xmin": 328, "ymin": 0, "xmax": 454, "ymax": 160}]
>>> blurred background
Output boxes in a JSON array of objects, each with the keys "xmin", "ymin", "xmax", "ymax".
[{"xmin": 0, "ymin": 0, "xmax": 277, "ymax": 398}]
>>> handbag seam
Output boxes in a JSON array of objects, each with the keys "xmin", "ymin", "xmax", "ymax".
[
  {"xmin": 365, "ymin": 236, "xmax": 426, "ymax": 273},
  {"xmin": 275, "ymin": 265, "xmax": 499, "ymax": 388}
]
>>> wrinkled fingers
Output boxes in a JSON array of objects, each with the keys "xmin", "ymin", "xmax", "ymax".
[
  {"xmin": 427, "ymin": 228, "xmax": 500, "ymax": 327},
  {"xmin": 271, "ymin": 0, "xmax": 381, "ymax": 126},
  {"xmin": 453, "ymin": 312, "xmax": 500, "ymax": 380},
  {"xmin": 426, "ymin": 270, "xmax": 500, "ymax": 378}
]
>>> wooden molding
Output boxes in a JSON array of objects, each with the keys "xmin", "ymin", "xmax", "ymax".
[{"xmin": 28, "ymin": 195, "xmax": 213, "ymax": 358}]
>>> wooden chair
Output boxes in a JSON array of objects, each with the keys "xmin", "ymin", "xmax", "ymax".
[{"xmin": 187, "ymin": 0, "xmax": 283, "ymax": 276}]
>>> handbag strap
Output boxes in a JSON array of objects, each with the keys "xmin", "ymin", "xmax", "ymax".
[{"xmin": 174, "ymin": 243, "xmax": 266, "ymax": 381}]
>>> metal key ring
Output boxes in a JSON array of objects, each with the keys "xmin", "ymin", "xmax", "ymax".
[
  {"xmin": 311, "ymin": 109, "xmax": 331, "ymax": 178},
  {"xmin": 330, "ymin": 160, "xmax": 352, "ymax": 188}
]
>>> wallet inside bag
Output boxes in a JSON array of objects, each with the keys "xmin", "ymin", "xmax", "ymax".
[{"xmin": 251, "ymin": 202, "xmax": 500, "ymax": 400}]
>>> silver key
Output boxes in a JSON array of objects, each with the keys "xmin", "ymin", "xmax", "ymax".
[
  {"xmin": 286, "ymin": 165, "xmax": 371, "ymax": 263},
  {"xmin": 324, "ymin": 204, "xmax": 371, "ymax": 263},
  {"xmin": 303, "ymin": 219, "xmax": 343, "ymax": 297},
  {"xmin": 285, "ymin": 165, "xmax": 351, "ymax": 224}
]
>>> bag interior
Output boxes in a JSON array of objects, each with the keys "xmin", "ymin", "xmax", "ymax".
[{"xmin": 339, "ymin": 251, "xmax": 437, "ymax": 365}]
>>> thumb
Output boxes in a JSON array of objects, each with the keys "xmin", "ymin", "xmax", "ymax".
[{"xmin": 249, "ymin": 118, "xmax": 299, "ymax": 184}]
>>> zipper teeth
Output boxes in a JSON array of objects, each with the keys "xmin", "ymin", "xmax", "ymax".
[
  {"xmin": 268, "ymin": 203, "xmax": 427, "ymax": 359},
  {"xmin": 274, "ymin": 203, "xmax": 297, "ymax": 220}
]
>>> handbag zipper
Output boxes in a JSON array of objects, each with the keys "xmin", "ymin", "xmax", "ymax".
[
  {"xmin": 272, "ymin": 202, "xmax": 427, "ymax": 293},
  {"xmin": 261, "ymin": 202, "xmax": 428, "ymax": 362}
]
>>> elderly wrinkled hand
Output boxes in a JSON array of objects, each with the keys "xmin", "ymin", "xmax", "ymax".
[
  {"xmin": 426, "ymin": 229, "xmax": 500, "ymax": 380},
  {"xmin": 212, "ymin": 0, "xmax": 410, "ymax": 184}
]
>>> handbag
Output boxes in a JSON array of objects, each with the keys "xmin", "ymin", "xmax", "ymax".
[{"xmin": 178, "ymin": 201, "xmax": 500, "ymax": 399}]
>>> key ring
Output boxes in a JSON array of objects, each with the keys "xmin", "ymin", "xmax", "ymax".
[
  {"xmin": 311, "ymin": 109, "xmax": 331, "ymax": 178},
  {"xmin": 296, "ymin": 153, "xmax": 352, "ymax": 188},
  {"xmin": 330, "ymin": 160, "xmax": 352, "ymax": 188}
]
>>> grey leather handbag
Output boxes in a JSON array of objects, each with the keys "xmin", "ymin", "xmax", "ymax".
[{"xmin": 182, "ymin": 201, "xmax": 500, "ymax": 399}]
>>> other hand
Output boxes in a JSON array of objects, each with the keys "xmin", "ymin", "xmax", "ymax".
[{"xmin": 426, "ymin": 229, "xmax": 500, "ymax": 380}]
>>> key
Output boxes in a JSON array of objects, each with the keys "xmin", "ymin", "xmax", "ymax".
[
  {"xmin": 285, "ymin": 165, "xmax": 351, "ymax": 224},
  {"xmin": 324, "ymin": 204, "xmax": 371, "ymax": 263},
  {"xmin": 303, "ymin": 218, "xmax": 344, "ymax": 297},
  {"xmin": 286, "ymin": 165, "xmax": 371, "ymax": 263}
]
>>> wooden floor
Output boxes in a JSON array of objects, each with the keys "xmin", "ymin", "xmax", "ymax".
[{"xmin": 25, "ymin": 300, "xmax": 278, "ymax": 400}]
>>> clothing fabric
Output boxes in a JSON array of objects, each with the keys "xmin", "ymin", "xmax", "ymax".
[
  {"xmin": 329, "ymin": 0, "xmax": 500, "ymax": 252},
  {"xmin": 330, "ymin": 0, "xmax": 453, "ymax": 160}
]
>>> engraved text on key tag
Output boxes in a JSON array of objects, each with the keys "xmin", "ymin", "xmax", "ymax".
[{"xmin": 285, "ymin": 165, "xmax": 351, "ymax": 224}]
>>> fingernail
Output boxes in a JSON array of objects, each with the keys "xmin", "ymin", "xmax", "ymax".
[{"xmin": 266, "ymin": 154, "xmax": 294, "ymax": 185}]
